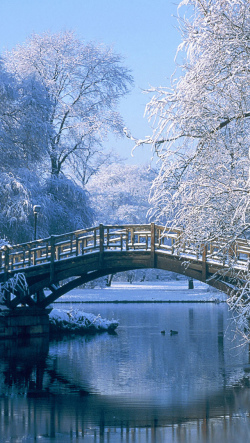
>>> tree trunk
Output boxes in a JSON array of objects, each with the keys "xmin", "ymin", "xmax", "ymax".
[
  {"xmin": 50, "ymin": 154, "xmax": 60, "ymax": 177},
  {"xmin": 106, "ymin": 274, "xmax": 114, "ymax": 287}
]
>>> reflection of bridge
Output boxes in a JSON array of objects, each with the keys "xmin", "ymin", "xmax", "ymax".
[
  {"xmin": 0, "ymin": 223, "xmax": 249, "ymax": 309},
  {"xmin": 0, "ymin": 333, "xmax": 249, "ymax": 440}
]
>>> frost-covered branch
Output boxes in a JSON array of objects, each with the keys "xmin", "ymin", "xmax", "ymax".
[{"xmin": 133, "ymin": 0, "xmax": 250, "ymax": 340}]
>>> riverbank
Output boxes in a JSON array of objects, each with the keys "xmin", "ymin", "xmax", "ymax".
[
  {"xmin": 53, "ymin": 280, "xmax": 227, "ymax": 303},
  {"xmin": 49, "ymin": 280, "xmax": 226, "ymax": 334}
]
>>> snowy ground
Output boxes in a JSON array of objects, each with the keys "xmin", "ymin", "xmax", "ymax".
[{"xmin": 53, "ymin": 280, "xmax": 227, "ymax": 303}]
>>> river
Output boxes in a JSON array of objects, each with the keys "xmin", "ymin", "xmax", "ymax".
[{"xmin": 0, "ymin": 285, "xmax": 250, "ymax": 442}]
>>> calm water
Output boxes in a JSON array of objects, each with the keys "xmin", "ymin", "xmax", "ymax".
[{"xmin": 0, "ymin": 300, "xmax": 250, "ymax": 442}]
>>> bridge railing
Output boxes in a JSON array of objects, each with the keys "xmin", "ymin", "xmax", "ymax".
[
  {"xmin": 0, "ymin": 224, "xmax": 176, "ymax": 273},
  {"xmin": 0, "ymin": 226, "xmax": 101, "ymax": 274},
  {"xmin": 103, "ymin": 224, "xmax": 153, "ymax": 250},
  {"xmin": 1, "ymin": 224, "xmax": 250, "ymax": 276}
]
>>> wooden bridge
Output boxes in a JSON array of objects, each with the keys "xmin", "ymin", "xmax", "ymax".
[{"xmin": 0, "ymin": 223, "xmax": 249, "ymax": 311}]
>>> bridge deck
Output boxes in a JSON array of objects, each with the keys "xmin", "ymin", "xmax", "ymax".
[{"xmin": 0, "ymin": 223, "xmax": 249, "ymax": 308}]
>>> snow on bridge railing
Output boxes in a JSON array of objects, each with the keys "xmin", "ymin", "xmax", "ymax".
[{"xmin": 1, "ymin": 223, "xmax": 250, "ymax": 276}]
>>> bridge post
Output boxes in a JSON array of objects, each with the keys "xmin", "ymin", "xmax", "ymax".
[
  {"xmin": 150, "ymin": 223, "xmax": 156, "ymax": 268},
  {"xmin": 202, "ymin": 244, "xmax": 207, "ymax": 281},
  {"xmin": 99, "ymin": 224, "xmax": 104, "ymax": 267},
  {"xmin": 50, "ymin": 236, "xmax": 56, "ymax": 283},
  {"xmin": 3, "ymin": 245, "xmax": 10, "ymax": 282}
]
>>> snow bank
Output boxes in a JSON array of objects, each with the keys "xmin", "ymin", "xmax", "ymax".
[
  {"xmin": 49, "ymin": 308, "xmax": 119, "ymax": 334},
  {"xmin": 53, "ymin": 281, "xmax": 227, "ymax": 303}
]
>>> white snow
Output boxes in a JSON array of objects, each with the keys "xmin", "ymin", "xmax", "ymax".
[{"xmin": 53, "ymin": 280, "xmax": 226, "ymax": 303}]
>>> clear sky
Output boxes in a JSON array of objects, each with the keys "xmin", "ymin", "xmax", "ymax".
[{"xmin": 0, "ymin": 0, "xmax": 181, "ymax": 164}]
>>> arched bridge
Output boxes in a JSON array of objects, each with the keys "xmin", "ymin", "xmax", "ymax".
[{"xmin": 0, "ymin": 223, "xmax": 249, "ymax": 309}]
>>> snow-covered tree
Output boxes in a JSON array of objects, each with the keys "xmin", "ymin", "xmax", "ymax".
[
  {"xmin": 134, "ymin": 0, "xmax": 250, "ymax": 241},
  {"xmin": 4, "ymin": 31, "xmax": 133, "ymax": 177},
  {"xmin": 0, "ymin": 30, "xmax": 133, "ymax": 243},
  {"xmin": 131, "ymin": 0, "xmax": 250, "ymax": 337},
  {"xmin": 41, "ymin": 176, "xmax": 93, "ymax": 235},
  {"xmin": 0, "ymin": 169, "xmax": 94, "ymax": 244},
  {"xmin": 87, "ymin": 163, "xmax": 157, "ymax": 225},
  {"xmin": 0, "ymin": 172, "xmax": 31, "ymax": 244},
  {"xmin": 0, "ymin": 60, "xmax": 51, "ymax": 171},
  {"xmin": 138, "ymin": 0, "xmax": 250, "ymax": 242},
  {"xmin": 0, "ymin": 61, "xmax": 53, "ymax": 244}
]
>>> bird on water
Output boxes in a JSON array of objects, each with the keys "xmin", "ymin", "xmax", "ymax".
[{"xmin": 170, "ymin": 330, "xmax": 178, "ymax": 335}]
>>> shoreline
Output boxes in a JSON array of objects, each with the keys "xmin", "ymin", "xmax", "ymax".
[
  {"xmin": 55, "ymin": 299, "xmax": 226, "ymax": 304},
  {"xmin": 52, "ymin": 280, "xmax": 227, "ymax": 304}
]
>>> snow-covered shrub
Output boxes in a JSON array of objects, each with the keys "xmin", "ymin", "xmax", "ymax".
[
  {"xmin": 0, "ymin": 273, "xmax": 28, "ymax": 306},
  {"xmin": 49, "ymin": 309, "xmax": 119, "ymax": 335}
]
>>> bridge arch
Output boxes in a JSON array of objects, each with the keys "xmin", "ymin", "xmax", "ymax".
[
  {"xmin": 0, "ymin": 223, "xmax": 247, "ymax": 309},
  {"xmin": 42, "ymin": 259, "xmax": 232, "ymax": 308}
]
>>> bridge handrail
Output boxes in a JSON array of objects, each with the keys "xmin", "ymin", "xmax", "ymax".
[{"xmin": 1, "ymin": 223, "xmax": 250, "ymax": 276}]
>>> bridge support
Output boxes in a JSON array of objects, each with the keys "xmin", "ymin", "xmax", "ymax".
[
  {"xmin": 0, "ymin": 308, "xmax": 51, "ymax": 339},
  {"xmin": 150, "ymin": 223, "xmax": 156, "ymax": 268},
  {"xmin": 202, "ymin": 244, "xmax": 207, "ymax": 281}
]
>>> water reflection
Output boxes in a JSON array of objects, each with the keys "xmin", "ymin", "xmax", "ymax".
[
  {"xmin": 0, "ymin": 336, "xmax": 49, "ymax": 398},
  {"xmin": 0, "ymin": 303, "xmax": 250, "ymax": 442}
]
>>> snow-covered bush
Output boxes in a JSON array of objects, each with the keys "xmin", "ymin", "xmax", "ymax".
[
  {"xmin": 49, "ymin": 309, "xmax": 119, "ymax": 335},
  {"xmin": 0, "ymin": 273, "xmax": 28, "ymax": 306}
]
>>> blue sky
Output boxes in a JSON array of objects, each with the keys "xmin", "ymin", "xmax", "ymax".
[{"xmin": 0, "ymin": 0, "xmax": 181, "ymax": 164}]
